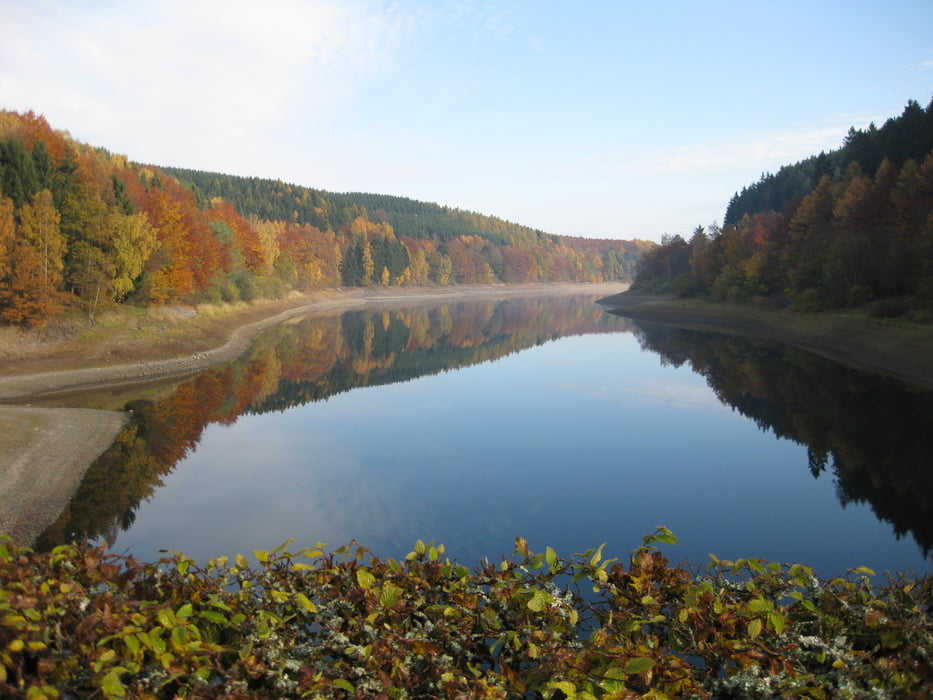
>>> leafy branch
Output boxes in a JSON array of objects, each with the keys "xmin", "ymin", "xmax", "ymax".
[{"xmin": 1, "ymin": 529, "xmax": 930, "ymax": 698}]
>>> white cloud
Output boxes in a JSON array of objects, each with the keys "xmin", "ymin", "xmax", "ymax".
[
  {"xmin": 0, "ymin": 0, "xmax": 425, "ymax": 172},
  {"xmin": 636, "ymin": 114, "xmax": 885, "ymax": 178}
]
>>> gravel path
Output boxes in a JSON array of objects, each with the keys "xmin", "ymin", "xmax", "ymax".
[{"xmin": 0, "ymin": 407, "xmax": 129, "ymax": 545}]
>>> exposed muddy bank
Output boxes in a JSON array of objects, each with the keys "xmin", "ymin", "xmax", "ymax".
[{"xmin": 599, "ymin": 290, "xmax": 933, "ymax": 390}]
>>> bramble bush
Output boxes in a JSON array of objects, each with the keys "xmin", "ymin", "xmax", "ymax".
[{"xmin": 1, "ymin": 528, "xmax": 930, "ymax": 698}]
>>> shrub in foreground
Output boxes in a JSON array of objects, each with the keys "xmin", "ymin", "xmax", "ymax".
[{"xmin": 0, "ymin": 530, "xmax": 930, "ymax": 698}]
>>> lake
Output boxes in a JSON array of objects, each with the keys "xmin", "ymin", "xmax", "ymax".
[{"xmin": 37, "ymin": 291, "xmax": 932, "ymax": 579}]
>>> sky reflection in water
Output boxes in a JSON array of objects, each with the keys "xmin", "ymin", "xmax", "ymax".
[{"xmin": 113, "ymin": 304, "xmax": 930, "ymax": 579}]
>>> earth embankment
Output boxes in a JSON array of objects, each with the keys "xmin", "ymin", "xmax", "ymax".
[{"xmin": 598, "ymin": 290, "xmax": 933, "ymax": 390}]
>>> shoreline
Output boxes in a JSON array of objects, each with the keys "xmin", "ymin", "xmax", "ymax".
[
  {"xmin": 598, "ymin": 290, "xmax": 933, "ymax": 390},
  {"xmin": 0, "ymin": 283, "xmax": 626, "ymax": 546},
  {"xmin": 0, "ymin": 283, "xmax": 626, "ymax": 402}
]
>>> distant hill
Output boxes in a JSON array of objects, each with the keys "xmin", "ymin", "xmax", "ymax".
[
  {"xmin": 0, "ymin": 109, "xmax": 648, "ymax": 327},
  {"xmin": 159, "ymin": 167, "xmax": 553, "ymax": 247}
]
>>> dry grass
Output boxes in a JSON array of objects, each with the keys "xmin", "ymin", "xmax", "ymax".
[{"xmin": 0, "ymin": 295, "xmax": 317, "ymax": 378}]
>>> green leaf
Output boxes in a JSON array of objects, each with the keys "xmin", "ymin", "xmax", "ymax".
[
  {"xmin": 379, "ymin": 583, "xmax": 402, "ymax": 610},
  {"xmin": 545, "ymin": 546, "xmax": 558, "ymax": 568},
  {"xmin": 549, "ymin": 681, "xmax": 576, "ymax": 696},
  {"xmin": 623, "ymin": 656, "xmax": 655, "ymax": 674},
  {"xmin": 851, "ymin": 566, "xmax": 876, "ymax": 576},
  {"xmin": 527, "ymin": 590, "xmax": 550, "ymax": 612},
  {"xmin": 768, "ymin": 611, "xmax": 786, "ymax": 634},
  {"xmin": 235, "ymin": 554, "xmax": 249, "ymax": 570},
  {"xmin": 332, "ymin": 679, "xmax": 355, "ymax": 692},
  {"xmin": 747, "ymin": 618, "xmax": 762, "ymax": 638},
  {"xmin": 295, "ymin": 592, "xmax": 318, "ymax": 613},
  {"xmin": 272, "ymin": 538, "xmax": 296, "ymax": 553},
  {"xmin": 356, "ymin": 569, "xmax": 376, "ymax": 589},
  {"xmin": 198, "ymin": 610, "xmax": 227, "ymax": 625},
  {"xmin": 747, "ymin": 598, "xmax": 773, "ymax": 613},
  {"xmin": 156, "ymin": 608, "xmax": 175, "ymax": 628},
  {"xmin": 100, "ymin": 669, "xmax": 127, "ymax": 698},
  {"xmin": 252, "ymin": 549, "xmax": 269, "ymax": 564},
  {"xmin": 589, "ymin": 543, "xmax": 606, "ymax": 567},
  {"xmin": 599, "ymin": 665, "xmax": 628, "ymax": 693},
  {"xmin": 176, "ymin": 603, "xmax": 194, "ymax": 618}
]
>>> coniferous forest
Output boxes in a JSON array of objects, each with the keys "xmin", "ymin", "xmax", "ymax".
[
  {"xmin": 0, "ymin": 110, "xmax": 650, "ymax": 327},
  {"xmin": 634, "ymin": 98, "xmax": 933, "ymax": 316}
]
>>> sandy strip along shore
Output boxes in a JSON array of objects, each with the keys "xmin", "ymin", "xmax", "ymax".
[{"xmin": 0, "ymin": 284, "xmax": 627, "ymax": 546}]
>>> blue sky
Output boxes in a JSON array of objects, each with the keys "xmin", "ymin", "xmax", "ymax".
[{"xmin": 1, "ymin": 1, "xmax": 931, "ymax": 241}]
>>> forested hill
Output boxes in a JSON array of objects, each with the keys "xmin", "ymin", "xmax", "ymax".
[
  {"xmin": 725, "ymin": 98, "xmax": 933, "ymax": 225},
  {"xmin": 0, "ymin": 109, "xmax": 649, "ymax": 328},
  {"xmin": 159, "ymin": 167, "xmax": 554, "ymax": 247},
  {"xmin": 632, "ymin": 98, "xmax": 933, "ymax": 317}
]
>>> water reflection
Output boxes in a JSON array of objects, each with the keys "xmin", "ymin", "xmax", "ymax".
[
  {"xmin": 35, "ymin": 294, "xmax": 628, "ymax": 551},
  {"xmin": 625, "ymin": 320, "xmax": 933, "ymax": 557},
  {"xmin": 35, "ymin": 295, "xmax": 933, "ymax": 577}
]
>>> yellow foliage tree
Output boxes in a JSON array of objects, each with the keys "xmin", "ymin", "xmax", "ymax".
[{"xmin": 18, "ymin": 189, "xmax": 64, "ymax": 290}]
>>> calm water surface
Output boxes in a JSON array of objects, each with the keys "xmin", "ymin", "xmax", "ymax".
[{"xmin": 42, "ymin": 293, "xmax": 932, "ymax": 578}]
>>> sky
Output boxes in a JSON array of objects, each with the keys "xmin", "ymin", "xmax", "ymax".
[{"xmin": 1, "ymin": 1, "xmax": 931, "ymax": 242}]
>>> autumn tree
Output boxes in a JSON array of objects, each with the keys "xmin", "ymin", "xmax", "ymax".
[
  {"xmin": 0, "ymin": 193, "xmax": 65, "ymax": 324},
  {"xmin": 0, "ymin": 196, "xmax": 16, "ymax": 299},
  {"xmin": 18, "ymin": 189, "xmax": 64, "ymax": 290},
  {"xmin": 209, "ymin": 199, "xmax": 267, "ymax": 273},
  {"xmin": 110, "ymin": 213, "xmax": 157, "ymax": 300},
  {"xmin": 138, "ymin": 184, "xmax": 225, "ymax": 303}
]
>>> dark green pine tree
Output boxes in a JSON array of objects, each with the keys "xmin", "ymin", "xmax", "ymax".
[{"xmin": 0, "ymin": 139, "xmax": 41, "ymax": 208}]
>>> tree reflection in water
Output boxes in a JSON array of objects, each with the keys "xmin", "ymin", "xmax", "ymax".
[
  {"xmin": 626, "ymin": 319, "xmax": 933, "ymax": 558},
  {"xmin": 35, "ymin": 294, "xmax": 628, "ymax": 550}
]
